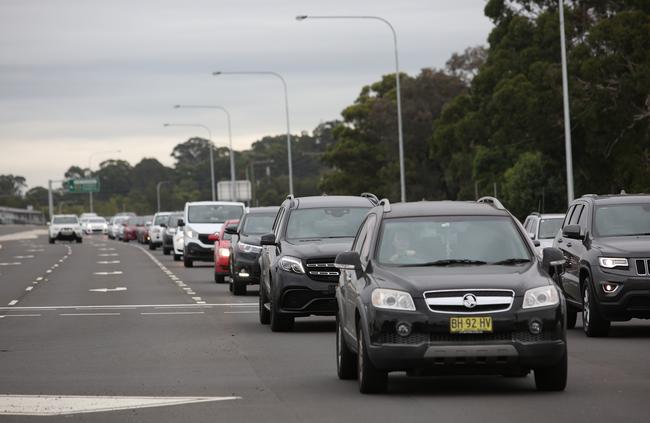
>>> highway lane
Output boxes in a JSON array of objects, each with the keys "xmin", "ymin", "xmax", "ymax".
[{"xmin": 1, "ymin": 233, "xmax": 650, "ymax": 422}]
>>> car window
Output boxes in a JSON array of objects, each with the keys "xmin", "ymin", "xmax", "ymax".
[
  {"xmin": 273, "ymin": 208, "xmax": 285, "ymax": 237},
  {"xmin": 352, "ymin": 216, "xmax": 370, "ymax": 254},
  {"xmin": 568, "ymin": 205, "xmax": 583, "ymax": 225},
  {"xmin": 360, "ymin": 214, "xmax": 377, "ymax": 262},
  {"xmin": 187, "ymin": 205, "xmax": 243, "ymax": 224},
  {"xmin": 594, "ymin": 203, "xmax": 650, "ymax": 237},
  {"xmin": 377, "ymin": 216, "xmax": 530, "ymax": 266},
  {"xmin": 52, "ymin": 216, "xmax": 78, "ymax": 224},
  {"xmin": 168, "ymin": 214, "xmax": 183, "ymax": 228},
  {"xmin": 285, "ymin": 208, "xmax": 368, "ymax": 240},
  {"xmin": 562, "ymin": 206, "xmax": 575, "ymax": 228},
  {"xmin": 242, "ymin": 213, "xmax": 276, "ymax": 235},
  {"xmin": 153, "ymin": 215, "xmax": 168, "ymax": 225},
  {"xmin": 538, "ymin": 218, "xmax": 564, "ymax": 239}
]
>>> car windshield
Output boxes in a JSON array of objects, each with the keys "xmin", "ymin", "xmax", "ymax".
[
  {"xmin": 594, "ymin": 203, "xmax": 650, "ymax": 237},
  {"xmin": 188, "ymin": 205, "xmax": 243, "ymax": 224},
  {"xmin": 286, "ymin": 207, "xmax": 368, "ymax": 240},
  {"xmin": 89, "ymin": 218, "xmax": 106, "ymax": 223},
  {"xmin": 153, "ymin": 215, "xmax": 169, "ymax": 225},
  {"xmin": 377, "ymin": 216, "xmax": 531, "ymax": 266},
  {"xmin": 52, "ymin": 216, "xmax": 77, "ymax": 224},
  {"xmin": 538, "ymin": 218, "xmax": 563, "ymax": 239},
  {"xmin": 242, "ymin": 213, "xmax": 276, "ymax": 235},
  {"xmin": 168, "ymin": 214, "xmax": 183, "ymax": 228}
]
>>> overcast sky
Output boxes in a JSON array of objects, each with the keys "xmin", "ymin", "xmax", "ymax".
[{"xmin": 0, "ymin": 0, "xmax": 493, "ymax": 189}]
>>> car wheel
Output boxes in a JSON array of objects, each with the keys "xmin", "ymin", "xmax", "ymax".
[
  {"xmin": 336, "ymin": 315, "xmax": 357, "ymax": 380},
  {"xmin": 184, "ymin": 257, "xmax": 193, "ymax": 268},
  {"xmin": 48, "ymin": 237, "xmax": 55, "ymax": 244},
  {"xmin": 270, "ymin": 296, "xmax": 293, "ymax": 332},
  {"xmin": 173, "ymin": 253, "xmax": 181, "ymax": 262},
  {"xmin": 357, "ymin": 327, "xmax": 387, "ymax": 393},
  {"xmin": 149, "ymin": 243, "xmax": 156, "ymax": 250},
  {"xmin": 233, "ymin": 280, "xmax": 246, "ymax": 296},
  {"xmin": 582, "ymin": 278, "xmax": 610, "ymax": 337},
  {"xmin": 566, "ymin": 308, "xmax": 577, "ymax": 329},
  {"xmin": 214, "ymin": 273, "xmax": 225, "ymax": 284},
  {"xmin": 76, "ymin": 237, "xmax": 82, "ymax": 243},
  {"xmin": 163, "ymin": 247, "xmax": 170, "ymax": 256},
  {"xmin": 259, "ymin": 285, "xmax": 270, "ymax": 325},
  {"xmin": 534, "ymin": 347, "xmax": 567, "ymax": 391}
]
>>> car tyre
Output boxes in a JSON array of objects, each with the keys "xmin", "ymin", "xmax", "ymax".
[
  {"xmin": 534, "ymin": 348, "xmax": 567, "ymax": 391},
  {"xmin": 566, "ymin": 308, "xmax": 577, "ymax": 329},
  {"xmin": 163, "ymin": 247, "xmax": 171, "ymax": 256},
  {"xmin": 357, "ymin": 327, "xmax": 387, "ymax": 393},
  {"xmin": 582, "ymin": 278, "xmax": 610, "ymax": 337},
  {"xmin": 336, "ymin": 315, "xmax": 357, "ymax": 380},
  {"xmin": 214, "ymin": 273, "xmax": 225, "ymax": 284},
  {"xmin": 76, "ymin": 237, "xmax": 82, "ymax": 243},
  {"xmin": 48, "ymin": 237, "xmax": 55, "ymax": 244},
  {"xmin": 173, "ymin": 253, "xmax": 181, "ymax": 262},
  {"xmin": 149, "ymin": 243, "xmax": 156, "ymax": 250},
  {"xmin": 259, "ymin": 285, "xmax": 270, "ymax": 325},
  {"xmin": 270, "ymin": 297, "xmax": 293, "ymax": 332},
  {"xmin": 184, "ymin": 257, "xmax": 193, "ymax": 268}
]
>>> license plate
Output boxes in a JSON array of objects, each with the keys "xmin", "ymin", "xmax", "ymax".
[{"xmin": 450, "ymin": 316, "xmax": 493, "ymax": 333}]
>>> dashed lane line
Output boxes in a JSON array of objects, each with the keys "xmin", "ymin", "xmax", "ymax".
[
  {"xmin": 93, "ymin": 271, "xmax": 123, "ymax": 275},
  {"xmin": 59, "ymin": 313, "xmax": 121, "ymax": 317},
  {"xmin": 0, "ymin": 303, "xmax": 256, "ymax": 311},
  {"xmin": 8, "ymin": 300, "xmax": 18, "ymax": 306},
  {"xmin": 141, "ymin": 311, "xmax": 205, "ymax": 316}
]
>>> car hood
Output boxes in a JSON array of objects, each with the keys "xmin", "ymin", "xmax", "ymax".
[
  {"xmin": 284, "ymin": 238, "xmax": 354, "ymax": 259},
  {"xmin": 373, "ymin": 262, "xmax": 549, "ymax": 295},
  {"xmin": 593, "ymin": 236, "xmax": 650, "ymax": 255},
  {"xmin": 186, "ymin": 223, "xmax": 223, "ymax": 234}
]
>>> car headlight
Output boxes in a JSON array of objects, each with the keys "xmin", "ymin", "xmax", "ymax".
[
  {"xmin": 371, "ymin": 289, "xmax": 416, "ymax": 311},
  {"xmin": 279, "ymin": 256, "xmax": 305, "ymax": 274},
  {"xmin": 598, "ymin": 257, "xmax": 628, "ymax": 269},
  {"xmin": 218, "ymin": 248, "xmax": 230, "ymax": 258},
  {"xmin": 522, "ymin": 286, "xmax": 559, "ymax": 309},
  {"xmin": 237, "ymin": 242, "xmax": 262, "ymax": 254}
]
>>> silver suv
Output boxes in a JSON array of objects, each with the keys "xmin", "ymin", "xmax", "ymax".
[{"xmin": 49, "ymin": 214, "xmax": 83, "ymax": 243}]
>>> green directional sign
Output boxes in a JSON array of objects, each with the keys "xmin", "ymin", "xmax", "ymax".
[{"xmin": 66, "ymin": 178, "xmax": 100, "ymax": 193}]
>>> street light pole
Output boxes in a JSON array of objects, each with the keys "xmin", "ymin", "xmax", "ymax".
[
  {"xmin": 212, "ymin": 71, "xmax": 294, "ymax": 196},
  {"xmin": 559, "ymin": 0, "xmax": 574, "ymax": 203},
  {"xmin": 296, "ymin": 15, "xmax": 406, "ymax": 203},
  {"xmin": 173, "ymin": 105, "xmax": 236, "ymax": 201},
  {"xmin": 156, "ymin": 180, "xmax": 171, "ymax": 212},
  {"xmin": 87, "ymin": 150, "xmax": 121, "ymax": 213},
  {"xmin": 163, "ymin": 123, "xmax": 216, "ymax": 201}
]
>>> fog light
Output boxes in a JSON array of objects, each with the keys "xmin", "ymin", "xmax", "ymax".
[
  {"xmin": 601, "ymin": 282, "xmax": 620, "ymax": 294},
  {"xmin": 529, "ymin": 319, "xmax": 543, "ymax": 335},
  {"xmin": 238, "ymin": 271, "xmax": 250, "ymax": 278},
  {"xmin": 396, "ymin": 322, "xmax": 411, "ymax": 337}
]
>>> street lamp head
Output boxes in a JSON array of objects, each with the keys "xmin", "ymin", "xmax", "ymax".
[
  {"xmin": 296, "ymin": 15, "xmax": 308, "ymax": 21},
  {"xmin": 163, "ymin": 123, "xmax": 170, "ymax": 127},
  {"xmin": 212, "ymin": 71, "xmax": 222, "ymax": 76},
  {"xmin": 173, "ymin": 105, "xmax": 181, "ymax": 109}
]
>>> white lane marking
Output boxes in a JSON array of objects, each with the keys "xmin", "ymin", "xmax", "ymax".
[
  {"xmin": 0, "ymin": 395, "xmax": 240, "ymax": 416},
  {"xmin": 53, "ymin": 264, "xmax": 59, "ymax": 268},
  {"xmin": 93, "ymin": 271, "xmax": 123, "ymax": 275},
  {"xmin": 1, "ymin": 314, "xmax": 41, "ymax": 317},
  {"xmin": 26, "ymin": 249, "xmax": 44, "ymax": 252},
  {"xmin": 14, "ymin": 255, "xmax": 34, "ymax": 259},
  {"xmin": 8, "ymin": 300, "xmax": 18, "ymax": 306},
  {"xmin": 0, "ymin": 303, "xmax": 256, "ymax": 311},
  {"xmin": 98, "ymin": 253, "xmax": 119, "ymax": 257},
  {"xmin": 196, "ymin": 301, "xmax": 206, "ymax": 304},
  {"xmin": 45, "ymin": 269, "xmax": 52, "ymax": 273},
  {"xmin": 88, "ymin": 287, "xmax": 127, "ymax": 293},
  {"xmin": 25, "ymin": 286, "xmax": 33, "ymax": 291},
  {"xmin": 224, "ymin": 311, "xmax": 257, "ymax": 314},
  {"xmin": 0, "ymin": 262, "xmax": 21, "ymax": 266},
  {"xmin": 96, "ymin": 260, "xmax": 121, "ymax": 264},
  {"xmin": 141, "ymin": 312, "xmax": 205, "ymax": 315},
  {"xmin": 36, "ymin": 277, "xmax": 43, "ymax": 281},
  {"xmin": 98, "ymin": 248, "xmax": 115, "ymax": 251},
  {"xmin": 192, "ymin": 297, "xmax": 202, "ymax": 302},
  {"xmin": 59, "ymin": 313, "xmax": 121, "ymax": 316}
]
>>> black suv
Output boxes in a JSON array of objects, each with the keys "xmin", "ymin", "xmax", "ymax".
[
  {"xmin": 227, "ymin": 206, "xmax": 279, "ymax": 295},
  {"xmin": 335, "ymin": 198, "xmax": 568, "ymax": 393},
  {"xmin": 554, "ymin": 194, "xmax": 650, "ymax": 337},
  {"xmin": 258, "ymin": 194, "xmax": 377, "ymax": 331}
]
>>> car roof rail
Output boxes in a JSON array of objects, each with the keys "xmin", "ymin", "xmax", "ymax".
[
  {"xmin": 286, "ymin": 194, "xmax": 296, "ymax": 208},
  {"xmin": 530, "ymin": 211, "xmax": 541, "ymax": 216},
  {"xmin": 477, "ymin": 196, "xmax": 505, "ymax": 210},
  {"xmin": 360, "ymin": 192, "xmax": 379, "ymax": 205},
  {"xmin": 581, "ymin": 194, "xmax": 598, "ymax": 198},
  {"xmin": 378, "ymin": 198, "xmax": 391, "ymax": 212}
]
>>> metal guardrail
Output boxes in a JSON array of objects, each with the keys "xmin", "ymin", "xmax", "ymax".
[{"xmin": 0, "ymin": 206, "xmax": 45, "ymax": 225}]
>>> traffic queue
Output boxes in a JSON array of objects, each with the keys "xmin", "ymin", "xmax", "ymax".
[{"xmin": 50, "ymin": 191, "xmax": 650, "ymax": 394}]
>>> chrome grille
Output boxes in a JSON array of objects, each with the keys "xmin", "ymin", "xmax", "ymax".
[
  {"xmin": 635, "ymin": 259, "xmax": 650, "ymax": 275},
  {"xmin": 305, "ymin": 258, "xmax": 339, "ymax": 282},
  {"xmin": 423, "ymin": 289, "xmax": 515, "ymax": 314}
]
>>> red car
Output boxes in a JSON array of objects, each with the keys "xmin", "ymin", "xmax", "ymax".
[
  {"xmin": 122, "ymin": 216, "xmax": 144, "ymax": 242},
  {"xmin": 210, "ymin": 219, "xmax": 239, "ymax": 284}
]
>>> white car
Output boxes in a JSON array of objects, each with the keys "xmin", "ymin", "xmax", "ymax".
[
  {"xmin": 49, "ymin": 214, "xmax": 83, "ymax": 244},
  {"xmin": 522, "ymin": 212, "xmax": 565, "ymax": 255},
  {"xmin": 180, "ymin": 201, "xmax": 245, "ymax": 267},
  {"xmin": 149, "ymin": 212, "xmax": 172, "ymax": 250},
  {"xmin": 108, "ymin": 216, "xmax": 128, "ymax": 240},
  {"xmin": 173, "ymin": 229, "xmax": 184, "ymax": 261},
  {"xmin": 83, "ymin": 217, "xmax": 108, "ymax": 234}
]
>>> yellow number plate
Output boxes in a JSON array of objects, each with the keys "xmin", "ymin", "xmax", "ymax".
[{"xmin": 449, "ymin": 316, "xmax": 493, "ymax": 333}]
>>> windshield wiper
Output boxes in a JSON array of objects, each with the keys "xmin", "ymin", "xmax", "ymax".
[
  {"xmin": 401, "ymin": 259, "xmax": 488, "ymax": 267},
  {"xmin": 491, "ymin": 258, "xmax": 531, "ymax": 265}
]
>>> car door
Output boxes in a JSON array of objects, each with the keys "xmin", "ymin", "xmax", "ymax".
[
  {"xmin": 261, "ymin": 207, "xmax": 284, "ymax": 294},
  {"xmin": 558, "ymin": 204, "xmax": 585, "ymax": 304}
]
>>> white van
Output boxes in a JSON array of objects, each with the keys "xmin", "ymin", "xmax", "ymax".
[{"xmin": 180, "ymin": 201, "xmax": 245, "ymax": 267}]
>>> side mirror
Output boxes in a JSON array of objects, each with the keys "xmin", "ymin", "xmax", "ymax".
[
  {"xmin": 335, "ymin": 251, "xmax": 363, "ymax": 272},
  {"xmin": 177, "ymin": 219, "xmax": 185, "ymax": 227},
  {"xmin": 562, "ymin": 224, "xmax": 582, "ymax": 240},
  {"xmin": 542, "ymin": 247, "xmax": 566, "ymax": 275},
  {"xmin": 260, "ymin": 233, "xmax": 276, "ymax": 246},
  {"xmin": 533, "ymin": 239, "xmax": 541, "ymax": 247},
  {"xmin": 225, "ymin": 226, "xmax": 238, "ymax": 235},
  {"xmin": 208, "ymin": 233, "xmax": 220, "ymax": 242}
]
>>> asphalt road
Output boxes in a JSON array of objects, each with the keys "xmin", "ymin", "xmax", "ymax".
[{"xmin": 1, "ymin": 230, "xmax": 649, "ymax": 422}]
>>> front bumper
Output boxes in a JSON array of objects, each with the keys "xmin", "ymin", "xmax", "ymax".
[
  {"xmin": 232, "ymin": 252, "xmax": 262, "ymax": 285},
  {"xmin": 591, "ymin": 266, "xmax": 650, "ymax": 320},
  {"xmin": 274, "ymin": 270, "xmax": 337, "ymax": 317},
  {"xmin": 184, "ymin": 241, "xmax": 213, "ymax": 261},
  {"xmin": 364, "ymin": 304, "xmax": 565, "ymax": 372},
  {"xmin": 52, "ymin": 231, "xmax": 82, "ymax": 240}
]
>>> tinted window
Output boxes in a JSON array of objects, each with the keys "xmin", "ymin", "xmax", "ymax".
[
  {"xmin": 569, "ymin": 205, "xmax": 584, "ymax": 225},
  {"xmin": 168, "ymin": 214, "xmax": 184, "ymax": 228},
  {"xmin": 594, "ymin": 203, "xmax": 650, "ymax": 237},
  {"xmin": 242, "ymin": 214, "xmax": 276, "ymax": 235},
  {"xmin": 53, "ymin": 216, "xmax": 78, "ymax": 224},
  {"xmin": 538, "ymin": 218, "xmax": 564, "ymax": 239},
  {"xmin": 188, "ymin": 205, "xmax": 243, "ymax": 224},
  {"xmin": 360, "ymin": 215, "xmax": 377, "ymax": 262},
  {"xmin": 154, "ymin": 215, "xmax": 169, "ymax": 225},
  {"xmin": 377, "ymin": 216, "xmax": 530, "ymax": 266},
  {"xmin": 286, "ymin": 208, "xmax": 368, "ymax": 240},
  {"xmin": 562, "ymin": 206, "xmax": 576, "ymax": 228}
]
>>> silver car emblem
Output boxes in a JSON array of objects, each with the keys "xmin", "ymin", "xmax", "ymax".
[{"xmin": 462, "ymin": 293, "xmax": 478, "ymax": 309}]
